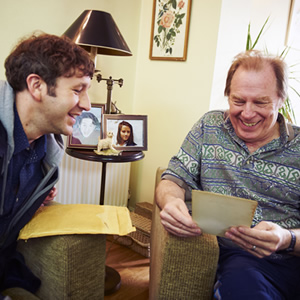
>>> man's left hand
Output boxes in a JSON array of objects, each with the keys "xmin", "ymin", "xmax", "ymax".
[
  {"xmin": 225, "ymin": 221, "xmax": 291, "ymax": 258},
  {"xmin": 42, "ymin": 186, "xmax": 57, "ymax": 206}
]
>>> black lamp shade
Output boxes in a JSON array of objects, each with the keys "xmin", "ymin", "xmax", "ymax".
[{"xmin": 63, "ymin": 10, "xmax": 132, "ymax": 56}]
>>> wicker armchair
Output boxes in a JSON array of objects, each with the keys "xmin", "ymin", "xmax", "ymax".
[
  {"xmin": 3, "ymin": 234, "xmax": 106, "ymax": 300},
  {"xmin": 149, "ymin": 167, "xmax": 220, "ymax": 300}
]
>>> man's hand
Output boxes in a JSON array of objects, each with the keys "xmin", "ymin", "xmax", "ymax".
[
  {"xmin": 160, "ymin": 198, "xmax": 202, "ymax": 237},
  {"xmin": 225, "ymin": 221, "xmax": 292, "ymax": 258},
  {"xmin": 41, "ymin": 186, "xmax": 57, "ymax": 206},
  {"xmin": 156, "ymin": 179, "xmax": 201, "ymax": 237}
]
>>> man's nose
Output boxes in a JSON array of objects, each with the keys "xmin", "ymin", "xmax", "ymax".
[
  {"xmin": 241, "ymin": 102, "xmax": 256, "ymax": 119},
  {"xmin": 79, "ymin": 92, "xmax": 91, "ymax": 111}
]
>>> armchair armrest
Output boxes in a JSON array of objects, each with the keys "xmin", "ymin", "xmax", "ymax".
[
  {"xmin": 149, "ymin": 167, "xmax": 219, "ymax": 300},
  {"xmin": 149, "ymin": 204, "xmax": 219, "ymax": 300}
]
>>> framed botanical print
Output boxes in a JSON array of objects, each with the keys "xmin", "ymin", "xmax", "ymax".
[{"xmin": 149, "ymin": 0, "xmax": 192, "ymax": 61}]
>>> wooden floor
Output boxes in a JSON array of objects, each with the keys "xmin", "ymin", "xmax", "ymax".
[{"xmin": 104, "ymin": 237, "xmax": 150, "ymax": 300}]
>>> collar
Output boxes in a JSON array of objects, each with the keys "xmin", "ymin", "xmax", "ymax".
[
  {"xmin": 13, "ymin": 103, "xmax": 46, "ymax": 157},
  {"xmin": 14, "ymin": 103, "xmax": 30, "ymax": 154}
]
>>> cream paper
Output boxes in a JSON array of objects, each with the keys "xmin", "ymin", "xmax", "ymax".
[
  {"xmin": 18, "ymin": 204, "xmax": 135, "ymax": 240},
  {"xmin": 192, "ymin": 190, "xmax": 258, "ymax": 237}
]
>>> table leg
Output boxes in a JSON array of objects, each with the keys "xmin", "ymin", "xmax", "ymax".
[
  {"xmin": 105, "ymin": 266, "xmax": 121, "ymax": 295},
  {"xmin": 101, "ymin": 164, "xmax": 122, "ymax": 295},
  {"xmin": 100, "ymin": 162, "xmax": 107, "ymax": 205}
]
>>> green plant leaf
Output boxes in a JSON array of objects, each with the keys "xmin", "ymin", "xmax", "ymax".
[
  {"xmin": 280, "ymin": 96, "xmax": 295, "ymax": 123},
  {"xmin": 169, "ymin": 28, "xmax": 176, "ymax": 35},
  {"xmin": 279, "ymin": 46, "xmax": 290, "ymax": 59},
  {"xmin": 171, "ymin": 0, "xmax": 177, "ymax": 9},
  {"xmin": 250, "ymin": 17, "xmax": 269, "ymax": 50},
  {"xmin": 163, "ymin": 4, "xmax": 169, "ymax": 10},
  {"xmin": 245, "ymin": 16, "xmax": 298, "ymax": 124},
  {"xmin": 291, "ymin": 85, "xmax": 300, "ymax": 98},
  {"xmin": 246, "ymin": 23, "xmax": 252, "ymax": 50}
]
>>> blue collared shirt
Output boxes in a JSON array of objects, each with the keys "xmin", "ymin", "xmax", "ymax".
[
  {"xmin": 3, "ymin": 104, "xmax": 46, "ymax": 216},
  {"xmin": 163, "ymin": 110, "xmax": 300, "ymax": 229}
]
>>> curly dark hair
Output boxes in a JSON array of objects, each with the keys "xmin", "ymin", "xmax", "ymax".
[{"xmin": 5, "ymin": 32, "xmax": 94, "ymax": 94}]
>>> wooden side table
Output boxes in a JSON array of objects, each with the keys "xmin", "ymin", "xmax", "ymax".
[
  {"xmin": 65, "ymin": 148, "xmax": 144, "ymax": 295},
  {"xmin": 65, "ymin": 148, "xmax": 144, "ymax": 205}
]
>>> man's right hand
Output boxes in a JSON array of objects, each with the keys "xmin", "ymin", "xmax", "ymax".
[{"xmin": 156, "ymin": 180, "xmax": 202, "ymax": 237}]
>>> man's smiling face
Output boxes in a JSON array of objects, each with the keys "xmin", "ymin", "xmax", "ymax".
[
  {"xmin": 41, "ymin": 73, "xmax": 91, "ymax": 136},
  {"xmin": 228, "ymin": 64, "xmax": 284, "ymax": 151}
]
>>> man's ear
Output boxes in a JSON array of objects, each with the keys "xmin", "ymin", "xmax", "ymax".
[
  {"xmin": 278, "ymin": 97, "xmax": 285, "ymax": 109},
  {"xmin": 26, "ymin": 74, "xmax": 45, "ymax": 101}
]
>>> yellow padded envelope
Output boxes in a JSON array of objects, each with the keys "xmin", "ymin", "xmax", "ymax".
[{"xmin": 18, "ymin": 204, "xmax": 135, "ymax": 240}]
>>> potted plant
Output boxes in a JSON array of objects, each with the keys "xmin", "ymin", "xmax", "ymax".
[{"xmin": 246, "ymin": 17, "xmax": 298, "ymax": 124}]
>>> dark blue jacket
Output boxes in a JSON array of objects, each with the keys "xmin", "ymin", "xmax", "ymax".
[{"xmin": 0, "ymin": 81, "xmax": 64, "ymax": 293}]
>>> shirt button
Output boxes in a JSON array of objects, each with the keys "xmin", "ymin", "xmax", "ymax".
[{"xmin": 16, "ymin": 198, "xmax": 19, "ymax": 202}]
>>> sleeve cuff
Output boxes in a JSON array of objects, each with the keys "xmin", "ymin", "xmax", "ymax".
[{"xmin": 161, "ymin": 174, "xmax": 192, "ymax": 201}]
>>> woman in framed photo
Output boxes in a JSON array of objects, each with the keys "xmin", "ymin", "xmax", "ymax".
[{"xmin": 116, "ymin": 121, "xmax": 137, "ymax": 146}]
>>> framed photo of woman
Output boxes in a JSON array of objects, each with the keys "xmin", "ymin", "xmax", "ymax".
[
  {"xmin": 67, "ymin": 103, "xmax": 105, "ymax": 149},
  {"xmin": 103, "ymin": 114, "xmax": 148, "ymax": 151}
]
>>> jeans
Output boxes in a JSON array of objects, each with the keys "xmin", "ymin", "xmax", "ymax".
[{"xmin": 214, "ymin": 243, "xmax": 300, "ymax": 300}]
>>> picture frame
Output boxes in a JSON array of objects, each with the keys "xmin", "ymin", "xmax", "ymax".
[
  {"xmin": 103, "ymin": 114, "xmax": 148, "ymax": 151},
  {"xmin": 67, "ymin": 103, "xmax": 105, "ymax": 149},
  {"xmin": 286, "ymin": 0, "xmax": 300, "ymax": 49},
  {"xmin": 149, "ymin": 0, "xmax": 192, "ymax": 61}
]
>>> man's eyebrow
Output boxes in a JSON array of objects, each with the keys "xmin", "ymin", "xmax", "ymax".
[
  {"xmin": 230, "ymin": 95, "xmax": 271, "ymax": 101},
  {"xmin": 255, "ymin": 96, "xmax": 270, "ymax": 101},
  {"xmin": 230, "ymin": 95, "xmax": 243, "ymax": 100},
  {"xmin": 73, "ymin": 82, "xmax": 90, "ymax": 89}
]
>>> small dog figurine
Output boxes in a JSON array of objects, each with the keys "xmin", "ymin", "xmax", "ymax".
[{"xmin": 94, "ymin": 131, "xmax": 120, "ymax": 155}]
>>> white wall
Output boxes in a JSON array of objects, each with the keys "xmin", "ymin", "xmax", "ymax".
[
  {"xmin": 2, "ymin": 0, "xmax": 297, "ymax": 208},
  {"xmin": 0, "ymin": 0, "xmax": 142, "ymax": 207},
  {"xmin": 0, "ymin": 0, "xmax": 222, "ymax": 208},
  {"xmin": 0, "ymin": 0, "xmax": 141, "ymax": 113},
  {"xmin": 129, "ymin": 1, "xmax": 222, "ymax": 206},
  {"xmin": 210, "ymin": 0, "xmax": 300, "ymax": 125}
]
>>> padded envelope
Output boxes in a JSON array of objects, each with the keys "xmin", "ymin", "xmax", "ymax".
[{"xmin": 19, "ymin": 204, "xmax": 135, "ymax": 240}]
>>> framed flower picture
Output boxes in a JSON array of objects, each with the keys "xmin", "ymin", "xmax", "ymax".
[
  {"xmin": 149, "ymin": 0, "xmax": 192, "ymax": 61},
  {"xmin": 67, "ymin": 103, "xmax": 105, "ymax": 149}
]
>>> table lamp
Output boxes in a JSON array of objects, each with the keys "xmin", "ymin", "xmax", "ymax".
[
  {"xmin": 63, "ymin": 10, "xmax": 132, "ymax": 113},
  {"xmin": 63, "ymin": 11, "xmax": 134, "ymax": 294}
]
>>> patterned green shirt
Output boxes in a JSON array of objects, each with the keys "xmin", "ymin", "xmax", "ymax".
[{"xmin": 163, "ymin": 110, "xmax": 300, "ymax": 229}]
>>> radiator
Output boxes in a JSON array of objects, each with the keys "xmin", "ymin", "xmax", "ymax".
[{"xmin": 55, "ymin": 152, "xmax": 131, "ymax": 206}]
